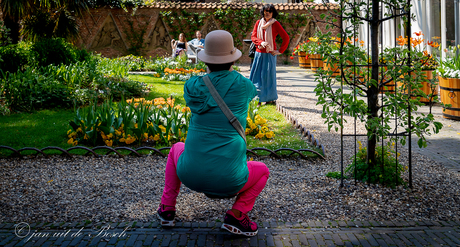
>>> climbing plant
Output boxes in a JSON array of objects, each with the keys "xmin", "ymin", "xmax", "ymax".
[
  {"xmin": 124, "ymin": 16, "xmax": 149, "ymax": 55},
  {"xmin": 155, "ymin": 6, "xmax": 313, "ymax": 56},
  {"xmin": 160, "ymin": 10, "xmax": 210, "ymax": 40},
  {"xmin": 213, "ymin": 8, "xmax": 259, "ymax": 49},
  {"xmin": 276, "ymin": 12, "xmax": 311, "ymax": 43}
]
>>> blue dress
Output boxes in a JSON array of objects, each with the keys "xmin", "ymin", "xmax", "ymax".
[{"xmin": 249, "ymin": 52, "xmax": 277, "ymax": 102}]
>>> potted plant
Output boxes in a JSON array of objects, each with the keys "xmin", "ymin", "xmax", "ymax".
[
  {"xmin": 437, "ymin": 45, "xmax": 460, "ymax": 120},
  {"xmin": 393, "ymin": 32, "xmax": 440, "ymax": 101},
  {"xmin": 306, "ymin": 36, "xmax": 322, "ymax": 72},
  {"xmin": 411, "ymin": 32, "xmax": 440, "ymax": 102},
  {"xmin": 293, "ymin": 41, "xmax": 309, "ymax": 68},
  {"xmin": 322, "ymin": 36, "xmax": 342, "ymax": 76}
]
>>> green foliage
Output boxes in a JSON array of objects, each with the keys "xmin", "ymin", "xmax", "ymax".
[
  {"xmin": 345, "ymin": 142, "xmax": 407, "ymax": 188},
  {"xmin": 30, "ymin": 38, "xmax": 80, "ymax": 67},
  {"xmin": 68, "ymin": 97, "xmax": 191, "ymax": 147},
  {"xmin": 0, "ymin": 50, "xmax": 148, "ymax": 112},
  {"xmin": 309, "ymin": 0, "xmax": 443, "ymax": 185},
  {"xmin": 326, "ymin": 171, "xmax": 345, "ymax": 179},
  {"xmin": 437, "ymin": 45, "xmax": 460, "ymax": 78},
  {"xmin": 276, "ymin": 12, "xmax": 310, "ymax": 49},
  {"xmin": 213, "ymin": 8, "xmax": 259, "ymax": 49},
  {"xmin": 86, "ymin": 0, "xmax": 144, "ymax": 9},
  {"xmin": 0, "ymin": 67, "xmax": 74, "ymax": 112},
  {"xmin": 125, "ymin": 17, "xmax": 148, "ymax": 55},
  {"xmin": 313, "ymin": 5, "xmax": 443, "ymax": 149},
  {"xmin": 160, "ymin": 7, "xmax": 310, "ymax": 55},
  {"xmin": 0, "ymin": 42, "xmax": 30, "ymax": 73},
  {"xmin": 20, "ymin": 10, "xmax": 56, "ymax": 42},
  {"xmin": 160, "ymin": 10, "xmax": 211, "ymax": 42},
  {"xmin": 0, "ymin": 20, "xmax": 12, "ymax": 46},
  {"xmin": 1, "ymin": 0, "xmax": 87, "ymax": 43}
]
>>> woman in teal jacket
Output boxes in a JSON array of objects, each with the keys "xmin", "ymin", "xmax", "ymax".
[{"xmin": 157, "ymin": 30, "xmax": 270, "ymax": 237}]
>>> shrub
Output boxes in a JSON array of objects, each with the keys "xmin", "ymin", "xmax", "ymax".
[
  {"xmin": 326, "ymin": 171, "xmax": 346, "ymax": 179},
  {"xmin": 0, "ymin": 43, "xmax": 30, "ymax": 73},
  {"xmin": 0, "ymin": 58, "xmax": 148, "ymax": 112},
  {"xmin": 30, "ymin": 38, "xmax": 78, "ymax": 67},
  {"xmin": 345, "ymin": 141, "xmax": 407, "ymax": 188},
  {"xmin": 0, "ymin": 67, "xmax": 73, "ymax": 112}
]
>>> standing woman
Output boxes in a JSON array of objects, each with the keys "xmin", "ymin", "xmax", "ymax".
[{"xmin": 249, "ymin": 4, "xmax": 289, "ymax": 104}]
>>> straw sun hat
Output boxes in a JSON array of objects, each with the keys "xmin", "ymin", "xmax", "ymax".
[{"xmin": 197, "ymin": 30, "xmax": 242, "ymax": 64}]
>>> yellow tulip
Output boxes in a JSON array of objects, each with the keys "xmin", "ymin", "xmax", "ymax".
[
  {"xmin": 105, "ymin": 140, "xmax": 113, "ymax": 147},
  {"xmin": 265, "ymin": 131, "xmax": 275, "ymax": 139},
  {"xmin": 255, "ymin": 132, "xmax": 265, "ymax": 139}
]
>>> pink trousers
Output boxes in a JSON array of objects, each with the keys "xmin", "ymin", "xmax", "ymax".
[{"xmin": 160, "ymin": 142, "xmax": 270, "ymax": 214}]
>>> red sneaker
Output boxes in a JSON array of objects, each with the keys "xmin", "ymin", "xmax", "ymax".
[
  {"xmin": 157, "ymin": 204, "xmax": 175, "ymax": 227},
  {"xmin": 221, "ymin": 210, "xmax": 258, "ymax": 236}
]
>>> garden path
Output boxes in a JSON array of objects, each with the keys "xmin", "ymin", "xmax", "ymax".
[{"xmin": 245, "ymin": 65, "xmax": 460, "ymax": 172}]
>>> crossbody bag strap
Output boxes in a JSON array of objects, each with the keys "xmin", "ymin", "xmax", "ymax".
[{"xmin": 202, "ymin": 75, "xmax": 247, "ymax": 144}]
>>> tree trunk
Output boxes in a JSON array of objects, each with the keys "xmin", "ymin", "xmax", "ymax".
[
  {"xmin": 367, "ymin": 0, "xmax": 380, "ymax": 171},
  {"xmin": 3, "ymin": 15, "xmax": 21, "ymax": 44}
]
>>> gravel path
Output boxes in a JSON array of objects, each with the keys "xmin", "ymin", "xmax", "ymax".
[{"xmin": 1, "ymin": 65, "xmax": 459, "ymax": 224}]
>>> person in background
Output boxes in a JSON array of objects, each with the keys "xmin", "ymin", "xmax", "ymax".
[
  {"xmin": 171, "ymin": 33, "xmax": 189, "ymax": 58},
  {"xmin": 188, "ymin": 30, "xmax": 205, "ymax": 53},
  {"xmin": 249, "ymin": 4, "xmax": 289, "ymax": 105},
  {"xmin": 157, "ymin": 30, "xmax": 270, "ymax": 237}
]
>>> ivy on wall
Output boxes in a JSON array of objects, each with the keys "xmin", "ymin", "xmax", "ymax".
[
  {"xmin": 120, "ymin": 7, "xmax": 312, "ymax": 56},
  {"xmin": 160, "ymin": 10, "xmax": 210, "ymax": 41},
  {"xmin": 125, "ymin": 17, "xmax": 148, "ymax": 55},
  {"xmin": 213, "ymin": 7, "xmax": 259, "ymax": 49},
  {"xmin": 159, "ymin": 8, "xmax": 311, "ymax": 52}
]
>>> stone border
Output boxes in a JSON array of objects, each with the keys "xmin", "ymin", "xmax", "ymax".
[{"xmin": 277, "ymin": 104, "xmax": 326, "ymax": 156}]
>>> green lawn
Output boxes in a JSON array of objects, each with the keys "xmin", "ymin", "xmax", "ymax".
[
  {"xmin": 129, "ymin": 75, "xmax": 186, "ymax": 105},
  {"xmin": 0, "ymin": 75, "xmax": 323, "ymax": 158},
  {"xmin": 0, "ymin": 109, "xmax": 75, "ymax": 155}
]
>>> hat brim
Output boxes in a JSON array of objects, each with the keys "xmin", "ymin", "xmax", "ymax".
[{"xmin": 197, "ymin": 49, "xmax": 242, "ymax": 64}]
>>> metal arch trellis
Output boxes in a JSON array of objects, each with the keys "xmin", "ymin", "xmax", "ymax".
[{"xmin": 334, "ymin": 0, "xmax": 416, "ymax": 188}]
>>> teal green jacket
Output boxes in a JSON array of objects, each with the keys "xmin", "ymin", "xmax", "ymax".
[{"xmin": 177, "ymin": 70, "xmax": 257, "ymax": 196}]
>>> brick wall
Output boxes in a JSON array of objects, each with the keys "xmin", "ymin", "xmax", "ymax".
[{"xmin": 75, "ymin": 2, "xmax": 339, "ymax": 64}]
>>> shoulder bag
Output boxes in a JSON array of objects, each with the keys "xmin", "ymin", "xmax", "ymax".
[{"xmin": 202, "ymin": 75, "xmax": 247, "ymax": 144}]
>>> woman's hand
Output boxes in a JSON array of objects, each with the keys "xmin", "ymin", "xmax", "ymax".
[
  {"xmin": 271, "ymin": 50, "xmax": 282, "ymax": 56},
  {"xmin": 260, "ymin": 41, "xmax": 269, "ymax": 48}
]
